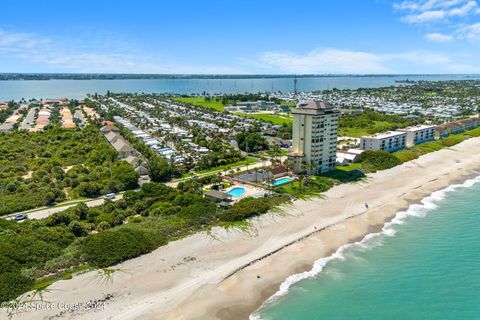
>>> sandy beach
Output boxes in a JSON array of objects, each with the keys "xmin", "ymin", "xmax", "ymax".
[{"xmin": 4, "ymin": 137, "xmax": 480, "ymax": 320}]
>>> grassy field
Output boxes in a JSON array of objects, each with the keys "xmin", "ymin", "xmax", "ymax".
[
  {"xmin": 336, "ymin": 162, "xmax": 363, "ymax": 171},
  {"xmin": 172, "ymin": 97, "xmax": 225, "ymax": 112},
  {"xmin": 247, "ymin": 113, "xmax": 292, "ymax": 125},
  {"xmin": 180, "ymin": 157, "xmax": 258, "ymax": 178},
  {"xmin": 338, "ymin": 121, "xmax": 397, "ymax": 137},
  {"xmin": 275, "ymin": 176, "xmax": 333, "ymax": 199}
]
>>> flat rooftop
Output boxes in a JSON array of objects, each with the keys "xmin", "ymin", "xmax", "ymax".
[
  {"xmin": 362, "ymin": 131, "xmax": 407, "ymax": 140},
  {"xmin": 292, "ymin": 100, "xmax": 339, "ymax": 115},
  {"xmin": 398, "ymin": 124, "xmax": 436, "ymax": 132}
]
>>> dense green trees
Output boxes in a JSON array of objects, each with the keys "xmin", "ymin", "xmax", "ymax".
[
  {"xmin": 147, "ymin": 157, "xmax": 172, "ymax": 182},
  {"xmin": 0, "ymin": 181, "xmax": 290, "ymax": 303},
  {"xmin": 0, "ymin": 125, "xmax": 138, "ymax": 215},
  {"xmin": 236, "ymin": 131, "xmax": 269, "ymax": 152},
  {"xmin": 339, "ymin": 108, "xmax": 423, "ymax": 135},
  {"xmin": 0, "ymin": 101, "xmax": 18, "ymax": 124}
]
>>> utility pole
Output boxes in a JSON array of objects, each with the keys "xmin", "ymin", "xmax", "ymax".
[{"xmin": 294, "ymin": 75, "xmax": 298, "ymax": 97}]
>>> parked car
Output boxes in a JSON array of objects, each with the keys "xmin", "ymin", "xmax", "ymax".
[
  {"xmin": 104, "ymin": 193, "xmax": 116, "ymax": 200},
  {"xmin": 13, "ymin": 213, "xmax": 28, "ymax": 221}
]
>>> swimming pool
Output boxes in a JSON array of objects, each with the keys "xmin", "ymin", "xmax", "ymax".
[
  {"xmin": 227, "ymin": 187, "xmax": 247, "ymax": 197},
  {"xmin": 270, "ymin": 177, "xmax": 295, "ymax": 186}
]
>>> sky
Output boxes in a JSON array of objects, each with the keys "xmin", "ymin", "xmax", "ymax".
[{"xmin": 2, "ymin": 0, "xmax": 480, "ymax": 74}]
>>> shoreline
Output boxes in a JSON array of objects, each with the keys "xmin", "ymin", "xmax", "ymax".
[
  {"xmin": 249, "ymin": 174, "xmax": 480, "ymax": 319},
  {"xmin": 212, "ymin": 170, "xmax": 480, "ymax": 320},
  {"xmin": 3, "ymin": 137, "xmax": 480, "ymax": 320}
]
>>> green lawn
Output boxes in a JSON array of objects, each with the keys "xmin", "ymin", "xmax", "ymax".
[
  {"xmin": 275, "ymin": 176, "xmax": 333, "ymax": 199},
  {"xmin": 338, "ymin": 121, "xmax": 397, "ymax": 137},
  {"xmin": 171, "ymin": 97, "xmax": 225, "ymax": 112},
  {"xmin": 336, "ymin": 162, "xmax": 362, "ymax": 171},
  {"xmin": 180, "ymin": 157, "xmax": 258, "ymax": 178},
  {"xmin": 247, "ymin": 113, "xmax": 292, "ymax": 126}
]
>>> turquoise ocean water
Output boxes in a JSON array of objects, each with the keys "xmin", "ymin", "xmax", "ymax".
[{"xmin": 255, "ymin": 176, "xmax": 480, "ymax": 320}]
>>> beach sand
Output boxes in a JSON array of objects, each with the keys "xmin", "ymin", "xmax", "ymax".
[{"xmin": 4, "ymin": 137, "xmax": 480, "ymax": 320}]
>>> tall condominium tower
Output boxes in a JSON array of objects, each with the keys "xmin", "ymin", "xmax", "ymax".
[{"xmin": 287, "ymin": 101, "xmax": 340, "ymax": 175}]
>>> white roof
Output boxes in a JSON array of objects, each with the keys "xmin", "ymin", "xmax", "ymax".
[
  {"xmin": 397, "ymin": 125, "xmax": 436, "ymax": 132},
  {"xmin": 336, "ymin": 152, "xmax": 357, "ymax": 161},
  {"xmin": 347, "ymin": 148, "xmax": 364, "ymax": 155},
  {"xmin": 145, "ymin": 140, "xmax": 160, "ymax": 145},
  {"xmin": 362, "ymin": 131, "xmax": 406, "ymax": 140}
]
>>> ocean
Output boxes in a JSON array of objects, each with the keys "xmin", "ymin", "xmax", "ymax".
[
  {"xmin": 254, "ymin": 176, "xmax": 480, "ymax": 320},
  {"xmin": 0, "ymin": 74, "xmax": 479, "ymax": 101}
]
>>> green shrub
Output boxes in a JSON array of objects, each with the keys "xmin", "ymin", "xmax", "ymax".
[
  {"xmin": 394, "ymin": 150, "xmax": 419, "ymax": 163},
  {"xmin": 128, "ymin": 215, "xmax": 144, "ymax": 223},
  {"xmin": 69, "ymin": 221, "xmax": 88, "ymax": 237},
  {"xmin": 441, "ymin": 135, "xmax": 465, "ymax": 147},
  {"xmin": 35, "ymin": 226, "xmax": 76, "ymax": 248},
  {"xmin": 149, "ymin": 202, "xmax": 180, "ymax": 216},
  {"xmin": 358, "ymin": 150, "xmax": 401, "ymax": 172},
  {"xmin": 0, "ymin": 236, "xmax": 61, "ymax": 268},
  {"xmin": 0, "ymin": 272, "xmax": 34, "ymax": 303},
  {"xmin": 81, "ymin": 228, "xmax": 161, "ymax": 267},
  {"xmin": 0, "ymin": 255, "xmax": 19, "ymax": 274},
  {"xmin": 97, "ymin": 221, "xmax": 111, "ymax": 231},
  {"xmin": 221, "ymin": 198, "xmax": 270, "ymax": 222}
]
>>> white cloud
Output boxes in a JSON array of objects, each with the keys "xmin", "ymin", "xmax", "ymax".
[
  {"xmin": 253, "ymin": 48, "xmax": 475, "ymax": 74},
  {"xmin": 0, "ymin": 28, "xmax": 245, "ymax": 74},
  {"xmin": 394, "ymin": 0, "xmax": 466, "ymax": 11},
  {"xmin": 424, "ymin": 32, "xmax": 455, "ymax": 41},
  {"xmin": 455, "ymin": 22, "xmax": 480, "ymax": 39},
  {"xmin": 396, "ymin": 0, "xmax": 479, "ymax": 24},
  {"xmin": 385, "ymin": 51, "xmax": 452, "ymax": 64},
  {"xmin": 449, "ymin": 0, "xmax": 478, "ymax": 16},
  {"xmin": 402, "ymin": 10, "xmax": 447, "ymax": 23},
  {"xmin": 257, "ymin": 49, "xmax": 388, "ymax": 74}
]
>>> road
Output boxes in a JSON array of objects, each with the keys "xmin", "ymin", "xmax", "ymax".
[
  {"xmin": 74, "ymin": 109, "xmax": 87, "ymax": 126},
  {"xmin": 20, "ymin": 107, "xmax": 37, "ymax": 130},
  {"xmin": 3, "ymin": 194, "xmax": 124, "ymax": 220},
  {"xmin": 4, "ymin": 156, "xmax": 285, "ymax": 220}
]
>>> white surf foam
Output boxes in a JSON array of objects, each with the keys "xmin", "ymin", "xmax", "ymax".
[{"xmin": 249, "ymin": 175, "xmax": 480, "ymax": 320}]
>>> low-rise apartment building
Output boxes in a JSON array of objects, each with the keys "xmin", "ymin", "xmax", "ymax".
[
  {"xmin": 397, "ymin": 124, "xmax": 436, "ymax": 147},
  {"xmin": 360, "ymin": 131, "xmax": 407, "ymax": 152}
]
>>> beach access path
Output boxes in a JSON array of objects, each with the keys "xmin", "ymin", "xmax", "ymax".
[{"xmin": 5, "ymin": 138, "xmax": 480, "ymax": 320}]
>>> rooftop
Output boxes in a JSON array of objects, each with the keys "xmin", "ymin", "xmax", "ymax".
[
  {"xmin": 398, "ymin": 124, "xmax": 436, "ymax": 132},
  {"xmin": 204, "ymin": 190, "xmax": 231, "ymax": 200},
  {"xmin": 292, "ymin": 100, "xmax": 339, "ymax": 115},
  {"xmin": 362, "ymin": 131, "xmax": 407, "ymax": 140}
]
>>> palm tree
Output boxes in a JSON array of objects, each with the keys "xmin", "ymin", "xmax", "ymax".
[
  {"xmin": 236, "ymin": 167, "xmax": 241, "ymax": 181},
  {"xmin": 311, "ymin": 160, "xmax": 318, "ymax": 175},
  {"xmin": 298, "ymin": 162, "xmax": 308, "ymax": 190}
]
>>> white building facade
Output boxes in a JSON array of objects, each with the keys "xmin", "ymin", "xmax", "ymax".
[
  {"xmin": 397, "ymin": 125, "xmax": 436, "ymax": 147},
  {"xmin": 360, "ymin": 131, "xmax": 407, "ymax": 152},
  {"xmin": 288, "ymin": 101, "xmax": 339, "ymax": 174}
]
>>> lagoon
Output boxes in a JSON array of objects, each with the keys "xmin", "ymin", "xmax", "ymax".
[{"xmin": 1, "ymin": 74, "xmax": 480, "ymax": 101}]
